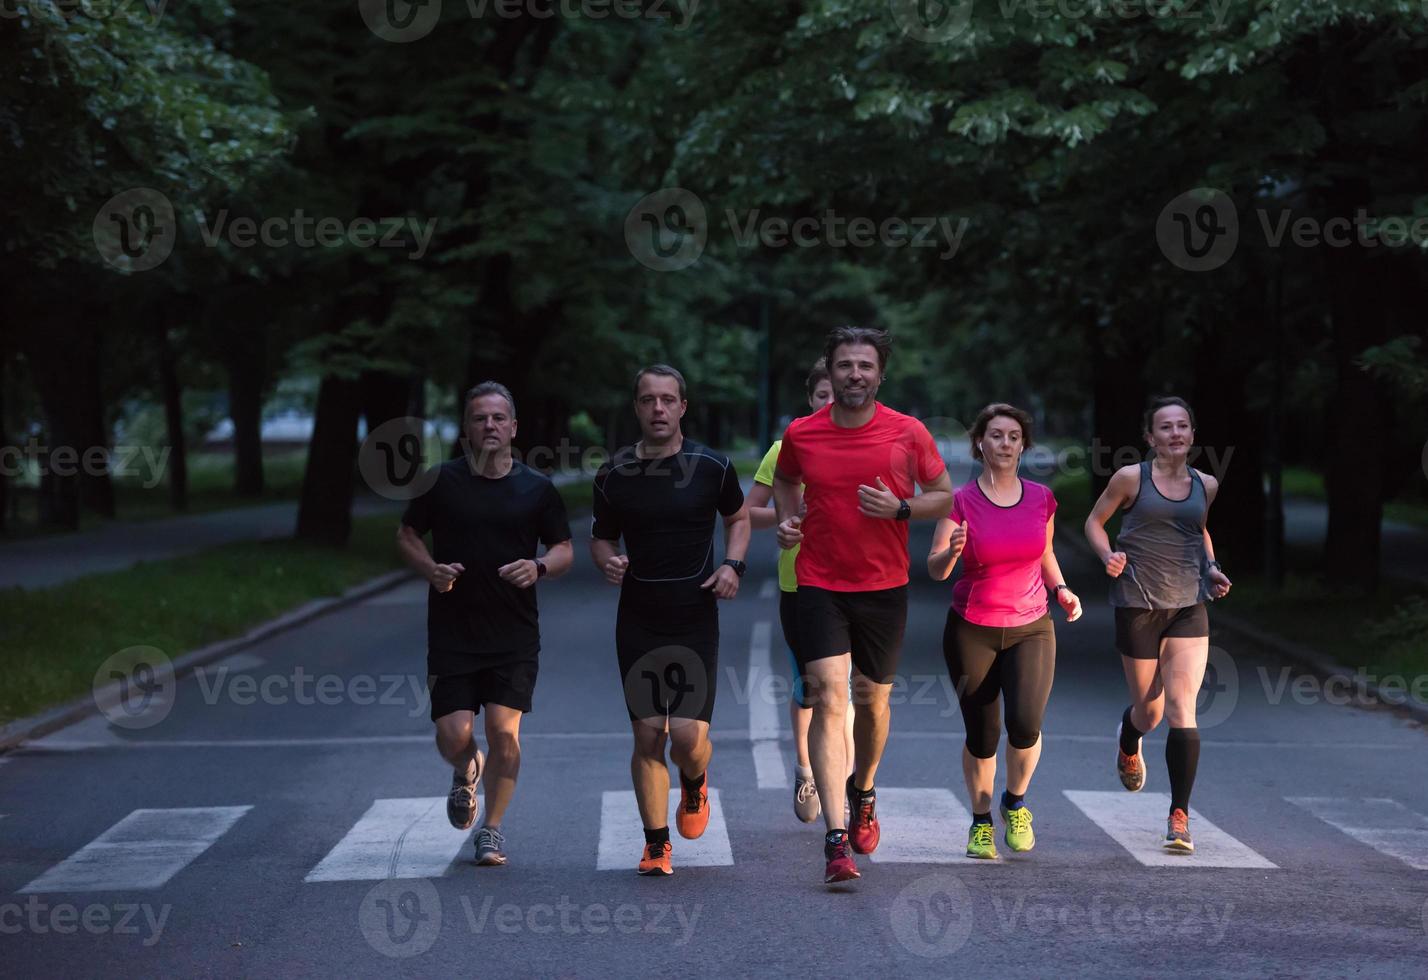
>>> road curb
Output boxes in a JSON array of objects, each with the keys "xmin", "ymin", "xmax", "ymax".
[
  {"xmin": 1061, "ymin": 525, "xmax": 1428, "ymax": 725},
  {"xmin": 0, "ymin": 568, "xmax": 417, "ymax": 753}
]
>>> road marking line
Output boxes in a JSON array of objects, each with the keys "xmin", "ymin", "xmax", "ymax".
[
  {"xmin": 1287, "ymin": 796, "xmax": 1428, "ymax": 870},
  {"xmin": 868, "ymin": 788, "xmax": 974, "ymax": 863},
  {"xmin": 752, "ymin": 740, "xmax": 789, "ymax": 789},
  {"xmin": 596, "ymin": 789, "xmax": 733, "ymax": 870},
  {"xmin": 22, "ymin": 806, "xmax": 252, "ymax": 893},
  {"xmin": 759, "ymin": 579, "xmax": 776, "ymax": 599},
  {"xmin": 1063, "ymin": 791, "xmax": 1277, "ymax": 869},
  {"xmin": 748, "ymin": 621, "xmax": 779, "ymax": 741},
  {"xmin": 306, "ymin": 797, "xmax": 473, "ymax": 882}
]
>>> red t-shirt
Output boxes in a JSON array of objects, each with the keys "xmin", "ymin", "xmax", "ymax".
[
  {"xmin": 949, "ymin": 478, "xmax": 1057, "ymax": 627},
  {"xmin": 777, "ymin": 403, "xmax": 946, "ymax": 592}
]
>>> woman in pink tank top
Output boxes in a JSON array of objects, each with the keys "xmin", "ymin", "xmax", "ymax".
[{"xmin": 927, "ymin": 403, "xmax": 1082, "ymax": 859}]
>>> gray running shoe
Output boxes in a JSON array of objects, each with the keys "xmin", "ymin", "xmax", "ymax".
[
  {"xmin": 794, "ymin": 769, "xmax": 821, "ymax": 823},
  {"xmin": 475, "ymin": 826, "xmax": 507, "ymax": 866},
  {"xmin": 447, "ymin": 753, "xmax": 482, "ymax": 830}
]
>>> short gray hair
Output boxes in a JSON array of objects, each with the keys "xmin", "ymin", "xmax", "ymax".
[
  {"xmin": 464, "ymin": 381, "xmax": 516, "ymax": 418},
  {"xmin": 633, "ymin": 364, "xmax": 687, "ymax": 401}
]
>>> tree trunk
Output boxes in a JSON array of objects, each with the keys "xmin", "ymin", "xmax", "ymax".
[
  {"xmin": 156, "ymin": 315, "xmax": 188, "ymax": 512},
  {"xmin": 295, "ymin": 373, "xmax": 362, "ymax": 547},
  {"xmin": 228, "ymin": 332, "xmax": 266, "ymax": 498}
]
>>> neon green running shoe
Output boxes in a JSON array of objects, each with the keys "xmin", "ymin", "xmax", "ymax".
[
  {"xmin": 966, "ymin": 821, "xmax": 998, "ymax": 860},
  {"xmin": 999, "ymin": 803, "xmax": 1035, "ymax": 853}
]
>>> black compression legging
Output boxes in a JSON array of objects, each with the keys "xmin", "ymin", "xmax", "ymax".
[{"xmin": 942, "ymin": 609, "xmax": 1056, "ymax": 759}]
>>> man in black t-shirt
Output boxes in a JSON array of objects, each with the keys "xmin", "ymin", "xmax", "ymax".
[
  {"xmin": 590, "ymin": 364, "xmax": 750, "ymax": 876},
  {"xmin": 397, "ymin": 381, "xmax": 573, "ymax": 867}
]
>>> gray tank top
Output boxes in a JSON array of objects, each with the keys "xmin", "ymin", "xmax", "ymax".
[{"xmin": 1109, "ymin": 461, "xmax": 1209, "ymax": 609}]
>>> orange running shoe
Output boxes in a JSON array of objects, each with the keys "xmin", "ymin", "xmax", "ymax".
[
  {"xmin": 1164, "ymin": 808, "xmax": 1194, "ymax": 853},
  {"xmin": 638, "ymin": 840, "xmax": 673, "ymax": 875},
  {"xmin": 1116, "ymin": 721, "xmax": 1146, "ymax": 792},
  {"xmin": 676, "ymin": 773, "xmax": 710, "ymax": 840}
]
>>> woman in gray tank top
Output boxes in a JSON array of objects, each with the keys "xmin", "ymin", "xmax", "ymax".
[{"xmin": 1084, "ymin": 396, "xmax": 1233, "ymax": 855}]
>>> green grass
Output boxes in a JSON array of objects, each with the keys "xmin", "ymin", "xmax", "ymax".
[
  {"xmin": 0, "ymin": 513, "xmax": 404, "ymax": 726},
  {"xmin": 5, "ymin": 448, "xmax": 309, "ymax": 539}
]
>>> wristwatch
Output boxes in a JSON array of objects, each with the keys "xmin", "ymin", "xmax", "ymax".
[
  {"xmin": 895, "ymin": 498, "xmax": 912, "ymax": 521},
  {"xmin": 1052, "ymin": 584, "xmax": 1068, "ymax": 594},
  {"xmin": 535, "ymin": 559, "xmax": 548, "ymax": 579},
  {"xmin": 722, "ymin": 559, "xmax": 747, "ymax": 578},
  {"xmin": 1207, "ymin": 560, "xmax": 1222, "ymax": 572}
]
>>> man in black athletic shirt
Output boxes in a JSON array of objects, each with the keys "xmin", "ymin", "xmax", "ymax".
[
  {"xmin": 590, "ymin": 364, "xmax": 750, "ymax": 876},
  {"xmin": 397, "ymin": 381, "xmax": 574, "ymax": 867}
]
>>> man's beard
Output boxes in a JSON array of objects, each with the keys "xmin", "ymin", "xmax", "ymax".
[{"xmin": 834, "ymin": 382, "xmax": 876, "ymax": 409}]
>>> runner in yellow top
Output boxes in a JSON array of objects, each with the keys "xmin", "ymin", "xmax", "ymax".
[{"xmin": 747, "ymin": 358, "xmax": 853, "ymax": 823}]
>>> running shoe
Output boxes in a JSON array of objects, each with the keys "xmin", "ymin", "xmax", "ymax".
[
  {"xmin": 846, "ymin": 775, "xmax": 880, "ymax": 854},
  {"xmin": 1115, "ymin": 720, "xmax": 1146, "ymax": 792},
  {"xmin": 966, "ymin": 821, "xmax": 998, "ymax": 860},
  {"xmin": 794, "ymin": 768, "xmax": 821, "ymax": 823},
  {"xmin": 638, "ymin": 840, "xmax": 673, "ymax": 876},
  {"xmin": 1000, "ymin": 802, "xmax": 1035, "ymax": 853},
  {"xmin": 823, "ymin": 832, "xmax": 860, "ymax": 883},
  {"xmin": 676, "ymin": 772, "xmax": 710, "ymax": 840},
  {"xmin": 474, "ymin": 826, "xmax": 507, "ymax": 866},
  {"xmin": 1164, "ymin": 808, "xmax": 1194, "ymax": 853},
  {"xmin": 446, "ymin": 752, "xmax": 482, "ymax": 830}
]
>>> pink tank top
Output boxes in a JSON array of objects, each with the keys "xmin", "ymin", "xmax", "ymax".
[{"xmin": 949, "ymin": 478, "xmax": 1057, "ymax": 628}]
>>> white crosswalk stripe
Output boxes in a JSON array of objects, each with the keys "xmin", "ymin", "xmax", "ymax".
[
  {"xmin": 596, "ymin": 789, "xmax": 733, "ymax": 870},
  {"xmin": 759, "ymin": 579, "xmax": 776, "ymax": 599},
  {"xmin": 1287, "ymin": 797, "xmax": 1428, "ymax": 870},
  {"xmin": 305, "ymin": 797, "xmax": 474, "ymax": 882},
  {"xmin": 868, "ymin": 788, "xmax": 974, "ymax": 863},
  {"xmin": 22, "ymin": 806, "xmax": 252, "ymax": 893},
  {"xmin": 1063, "ymin": 791, "xmax": 1277, "ymax": 869},
  {"xmin": 752, "ymin": 741, "xmax": 790, "ymax": 790}
]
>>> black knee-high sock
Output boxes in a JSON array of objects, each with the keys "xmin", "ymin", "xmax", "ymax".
[
  {"xmin": 1119, "ymin": 705, "xmax": 1143, "ymax": 756},
  {"xmin": 1166, "ymin": 728, "xmax": 1200, "ymax": 813}
]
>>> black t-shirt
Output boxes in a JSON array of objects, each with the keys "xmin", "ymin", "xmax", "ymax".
[
  {"xmin": 401, "ymin": 458, "xmax": 572, "ymax": 673},
  {"xmin": 591, "ymin": 440, "xmax": 745, "ymax": 609}
]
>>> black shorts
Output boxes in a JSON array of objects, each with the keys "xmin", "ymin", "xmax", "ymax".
[
  {"xmin": 616, "ymin": 599, "xmax": 719, "ymax": 723},
  {"xmin": 778, "ymin": 590, "xmax": 813, "ymax": 708},
  {"xmin": 429, "ymin": 659, "xmax": 539, "ymax": 721},
  {"xmin": 1114, "ymin": 604, "xmax": 1209, "ymax": 660},
  {"xmin": 796, "ymin": 585, "xmax": 908, "ymax": 685}
]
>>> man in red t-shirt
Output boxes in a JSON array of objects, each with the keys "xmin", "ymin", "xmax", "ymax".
[{"xmin": 774, "ymin": 326, "xmax": 953, "ymax": 885}]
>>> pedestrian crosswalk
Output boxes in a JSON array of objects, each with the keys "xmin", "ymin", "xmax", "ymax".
[
  {"xmin": 306, "ymin": 797, "xmax": 474, "ymax": 882},
  {"xmin": 21, "ymin": 806, "xmax": 251, "ymax": 894},
  {"xmin": 1287, "ymin": 796, "xmax": 1428, "ymax": 871},
  {"xmin": 10, "ymin": 790, "xmax": 1428, "ymax": 893}
]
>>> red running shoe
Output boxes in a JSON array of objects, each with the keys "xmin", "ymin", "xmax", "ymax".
[
  {"xmin": 847, "ymin": 775, "xmax": 880, "ymax": 854},
  {"xmin": 823, "ymin": 832, "xmax": 860, "ymax": 884}
]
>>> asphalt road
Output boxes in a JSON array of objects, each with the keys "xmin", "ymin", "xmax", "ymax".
[{"xmin": 3, "ymin": 515, "xmax": 1427, "ymax": 978}]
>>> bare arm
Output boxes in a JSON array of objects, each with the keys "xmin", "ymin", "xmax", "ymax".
[
  {"xmin": 1200, "ymin": 472, "xmax": 1231, "ymax": 599},
  {"xmin": 495, "ymin": 539, "xmax": 576, "ymax": 589},
  {"xmin": 747, "ymin": 482, "xmax": 779, "ymax": 530},
  {"xmin": 1042, "ymin": 517, "xmax": 1082, "ymax": 621},
  {"xmin": 927, "ymin": 516, "xmax": 965, "ymax": 581},
  {"xmin": 701, "ymin": 503, "xmax": 751, "ymax": 599},
  {"xmin": 1084, "ymin": 466, "xmax": 1136, "ymax": 576},
  {"xmin": 773, "ymin": 468, "xmax": 805, "ymax": 549},
  {"xmin": 396, "ymin": 523, "xmax": 463, "ymax": 592},
  {"xmin": 589, "ymin": 537, "xmax": 628, "ymax": 586}
]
